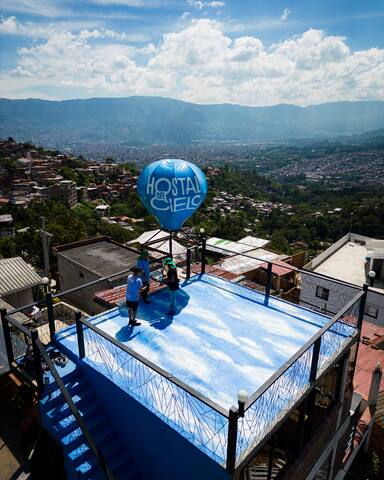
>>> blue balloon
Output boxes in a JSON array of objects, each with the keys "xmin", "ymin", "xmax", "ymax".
[{"xmin": 137, "ymin": 159, "xmax": 208, "ymax": 231}]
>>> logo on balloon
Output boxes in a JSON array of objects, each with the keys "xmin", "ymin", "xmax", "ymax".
[{"xmin": 137, "ymin": 159, "xmax": 208, "ymax": 231}]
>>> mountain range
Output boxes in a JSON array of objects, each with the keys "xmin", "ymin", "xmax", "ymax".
[{"xmin": 1, "ymin": 96, "xmax": 383, "ymax": 146}]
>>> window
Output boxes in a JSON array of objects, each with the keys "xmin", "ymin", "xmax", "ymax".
[
  {"xmin": 316, "ymin": 286, "xmax": 329, "ymax": 301},
  {"xmin": 79, "ymin": 271, "xmax": 84, "ymax": 279},
  {"xmin": 365, "ymin": 304, "xmax": 378, "ymax": 319}
]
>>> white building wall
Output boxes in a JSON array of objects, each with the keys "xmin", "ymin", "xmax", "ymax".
[{"xmin": 300, "ymin": 273, "xmax": 384, "ymax": 326}]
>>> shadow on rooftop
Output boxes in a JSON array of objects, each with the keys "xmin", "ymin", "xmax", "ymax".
[
  {"xmin": 146, "ymin": 288, "xmax": 191, "ymax": 330},
  {"xmin": 115, "ymin": 325, "xmax": 141, "ymax": 343}
]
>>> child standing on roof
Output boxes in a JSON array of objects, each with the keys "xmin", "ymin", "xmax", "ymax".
[
  {"xmin": 126, "ymin": 267, "xmax": 143, "ymax": 327},
  {"xmin": 136, "ymin": 250, "xmax": 151, "ymax": 304},
  {"xmin": 162, "ymin": 257, "xmax": 180, "ymax": 315}
]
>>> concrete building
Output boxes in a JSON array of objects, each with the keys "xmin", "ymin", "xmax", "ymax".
[
  {"xmin": 49, "ymin": 180, "xmax": 78, "ymax": 207},
  {"xmin": 300, "ymin": 233, "xmax": 384, "ymax": 325},
  {"xmin": 55, "ymin": 237, "xmax": 139, "ymax": 314}
]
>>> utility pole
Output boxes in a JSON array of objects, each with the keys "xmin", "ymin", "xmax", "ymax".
[
  {"xmin": 41, "ymin": 217, "xmax": 53, "ymax": 287},
  {"xmin": 349, "ymin": 212, "xmax": 354, "ymax": 236}
]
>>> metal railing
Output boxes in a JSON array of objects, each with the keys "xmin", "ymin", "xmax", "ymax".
[
  {"xmin": 229, "ymin": 287, "xmax": 366, "ymax": 473},
  {"xmin": 74, "ymin": 313, "xmax": 230, "ymax": 465},
  {"xmin": 1, "ymin": 240, "xmax": 375, "ymax": 474},
  {"xmin": 34, "ymin": 338, "xmax": 113, "ymax": 480},
  {"xmin": 0, "ymin": 307, "xmax": 113, "ymax": 479},
  {"xmin": 1, "ymin": 308, "xmax": 43, "ymax": 388}
]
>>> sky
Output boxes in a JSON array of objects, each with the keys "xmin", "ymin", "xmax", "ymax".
[{"xmin": 0, "ymin": 0, "xmax": 383, "ymax": 106}]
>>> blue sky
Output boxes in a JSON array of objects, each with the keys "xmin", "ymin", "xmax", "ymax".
[{"xmin": 0, "ymin": 0, "xmax": 383, "ymax": 105}]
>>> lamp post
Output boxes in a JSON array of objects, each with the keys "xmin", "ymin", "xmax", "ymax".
[
  {"xmin": 41, "ymin": 276, "xmax": 49, "ymax": 291},
  {"xmin": 226, "ymin": 389, "xmax": 249, "ymax": 474},
  {"xmin": 42, "ymin": 276, "xmax": 55, "ymax": 340},
  {"xmin": 199, "ymin": 228, "xmax": 206, "ymax": 274},
  {"xmin": 368, "ymin": 270, "xmax": 376, "ymax": 287},
  {"xmin": 237, "ymin": 389, "xmax": 248, "ymax": 418}
]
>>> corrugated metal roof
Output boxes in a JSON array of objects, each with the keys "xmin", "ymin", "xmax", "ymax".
[
  {"xmin": 0, "ymin": 257, "xmax": 42, "ymax": 295},
  {"xmin": 219, "ymin": 249, "xmax": 283, "ymax": 274},
  {"xmin": 238, "ymin": 236, "xmax": 270, "ymax": 249},
  {"xmin": 206, "ymin": 236, "xmax": 270, "ymax": 256},
  {"xmin": 128, "ymin": 229, "xmax": 169, "ymax": 245}
]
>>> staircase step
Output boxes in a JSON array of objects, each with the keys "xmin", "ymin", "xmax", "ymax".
[
  {"xmin": 53, "ymin": 405, "xmax": 103, "ymax": 437},
  {"xmin": 69, "ymin": 443, "xmax": 93, "ymax": 467},
  {"xmin": 49, "ymin": 396, "xmax": 99, "ymax": 424},
  {"xmin": 40, "ymin": 364, "xmax": 142, "ymax": 480},
  {"xmin": 79, "ymin": 464, "xmax": 105, "ymax": 480},
  {"xmin": 113, "ymin": 459, "xmax": 139, "ymax": 480},
  {"xmin": 75, "ymin": 456, "xmax": 98, "ymax": 477},
  {"xmin": 108, "ymin": 452, "xmax": 136, "ymax": 477},
  {"xmin": 46, "ymin": 390, "xmax": 92, "ymax": 413}
]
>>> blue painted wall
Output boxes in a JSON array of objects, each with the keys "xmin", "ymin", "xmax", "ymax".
[
  {"xmin": 80, "ymin": 360, "xmax": 230, "ymax": 480},
  {"xmin": 39, "ymin": 403, "xmax": 77, "ymax": 480}
]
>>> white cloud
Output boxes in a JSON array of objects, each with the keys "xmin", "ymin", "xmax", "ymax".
[
  {"xmin": 281, "ymin": 7, "xmax": 290, "ymax": 22},
  {"xmin": 187, "ymin": 1, "xmax": 225, "ymax": 10},
  {"xmin": 0, "ymin": 0, "xmax": 68, "ymax": 18},
  {"xmin": 89, "ymin": 0, "xmax": 163, "ymax": 6},
  {"xmin": 1, "ymin": 18, "xmax": 384, "ymax": 105},
  {"xmin": 0, "ymin": 16, "xmax": 145, "ymax": 41}
]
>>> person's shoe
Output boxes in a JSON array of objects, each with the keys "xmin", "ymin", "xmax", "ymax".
[{"xmin": 129, "ymin": 321, "xmax": 141, "ymax": 327}]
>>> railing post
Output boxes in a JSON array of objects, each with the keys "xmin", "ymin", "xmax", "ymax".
[
  {"xmin": 1, "ymin": 308, "xmax": 14, "ymax": 366},
  {"xmin": 226, "ymin": 406, "xmax": 239, "ymax": 475},
  {"xmin": 201, "ymin": 238, "xmax": 206, "ymax": 274},
  {"xmin": 75, "ymin": 311, "xmax": 85, "ymax": 359},
  {"xmin": 310, "ymin": 337, "xmax": 322, "ymax": 382},
  {"xmin": 46, "ymin": 291, "xmax": 55, "ymax": 341},
  {"xmin": 31, "ymin": 330, "xmax": 44, "ymax": 392},
  {"xmin": 265, "ymin": 262, "xmax": 273, "ymax": 302},
  {"xmin": 186, "ymin": 248, "xmax": 191, "ymax": 280},
  {"xmin": 357, "ymin": 283, "xmax": 368, "ymax": 330}
]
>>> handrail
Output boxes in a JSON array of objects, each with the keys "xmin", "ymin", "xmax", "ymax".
[
  {"xmin": 79, "ymin": 317, "xmax": 229, "ymax": 418},
  {"xmin": 205, "ymin": 243, "xmax": 362, "ymax": 291},
  {"xmin": 4, "ymin": 313, "xmax": 33, "ymax": 336},
  {"xmin": 34, "ymin": 339, "xmax": 114, "ymax": 480},
  {"xmin": 51, "ymin": 266, "xmax": 135, "ymax": 299},
  {"xmin": 242, "ymin": 288, "xmax": 363, "ymax": 411},
  {"xmin": 7, "ymin": 298, "xmax": 47, "ymax": 316}
]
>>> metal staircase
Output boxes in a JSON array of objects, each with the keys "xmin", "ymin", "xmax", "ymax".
[{"xmin": 40, "ymin": 366, "xmax": 141, "ymax": 480}]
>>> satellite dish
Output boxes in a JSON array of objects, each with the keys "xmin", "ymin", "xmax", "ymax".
[{"xmin": 137, "ymin": 159, "xmax": 208, "ymax": 231}]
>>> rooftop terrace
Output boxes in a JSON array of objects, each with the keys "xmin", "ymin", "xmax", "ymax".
[{"xmin": 54, "ymin": 273, "xmax": 359, "ymax": 467}]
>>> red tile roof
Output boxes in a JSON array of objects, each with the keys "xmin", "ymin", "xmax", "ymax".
[
  {"xmin": 95, "ymin": 279, "xmax": 164, "ymax": 307},
  {"xmin": 258, "ymin": 260, "xmax": 297, "ymax": 277},
  {"xmin": 191, "ymin": 263, "xmax": 241, "ymax": 282},
  {"xmin": 354, "ymin": 321, "xmax": 384, "ymax": 399}
]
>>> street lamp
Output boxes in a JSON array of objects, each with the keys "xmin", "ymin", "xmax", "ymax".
[
  {"xmin": 237, "ymin": 389, "xmax": 248, "ymax": 418},
  {"xmin": 368, "ymin": 270, "xmax": 376, "ymax": 287},
  {"xmin": 41, "ymin": 277, "xmax": 49, "ymax": 289},
  {"xmin": 199, "ymin": 227, "xmax": 205, "ymax": 236}
]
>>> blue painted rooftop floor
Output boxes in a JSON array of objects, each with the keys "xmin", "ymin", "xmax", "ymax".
[{"xmin": 57, "ymin": 274, "xmax": 341, "ymax": 410}]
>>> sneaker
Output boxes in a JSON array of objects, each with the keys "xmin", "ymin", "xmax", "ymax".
[{"xmin": 129, "ymin": 321, "xmax": 141, "ymax": 327}]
